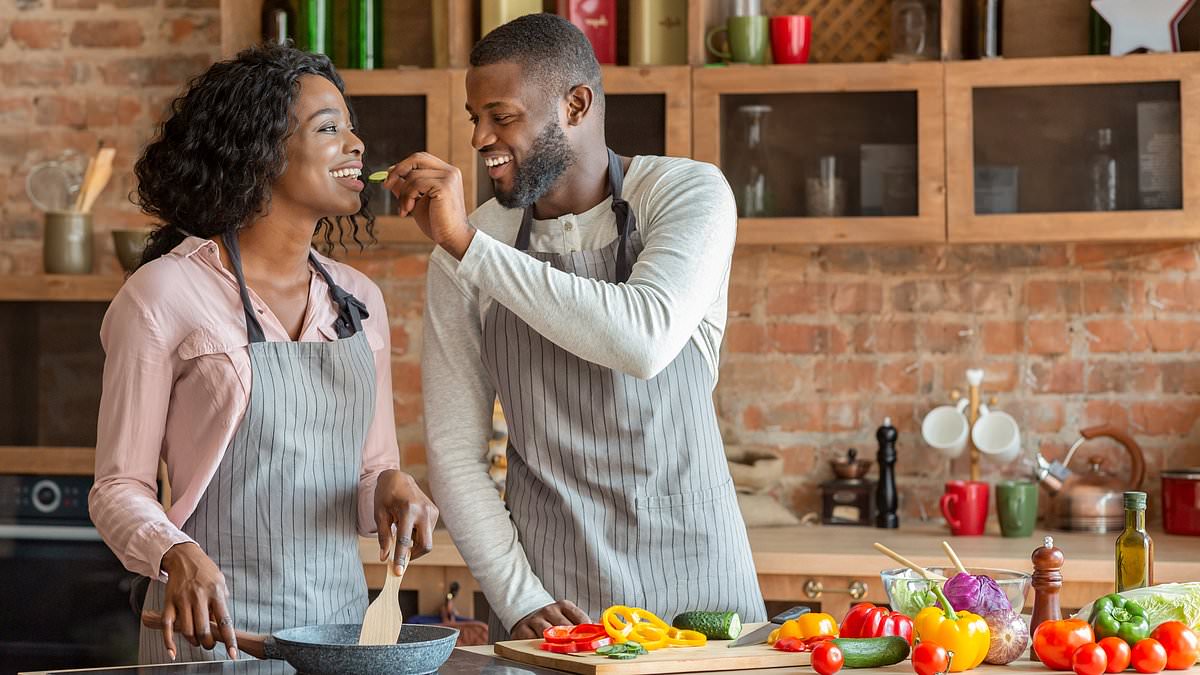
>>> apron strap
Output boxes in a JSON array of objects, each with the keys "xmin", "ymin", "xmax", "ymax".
[
  {"xmin": 221, "ymin": 230, "xmax": 369, "ymax": 342},
  {"xmin": 515, "ymin": 148, "xmax": 636, "ymax": 283}
]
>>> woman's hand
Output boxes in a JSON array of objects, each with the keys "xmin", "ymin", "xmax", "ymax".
[
  {"xmin": 159, "ymin": 542, "xmax": 238, "ymax": 660},
  {"xmin": 374, "ymin": 469, "xmax": 440, "ymax": 574}
]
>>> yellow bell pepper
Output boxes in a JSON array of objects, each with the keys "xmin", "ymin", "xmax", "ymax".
[
  {"xmin": 768, "ymin": 612, "xmax": 839, "ymax": 644},
  {"xmin": 914, "ymin": 586, "xmax": 990, "ymax": 672},
  {"xmin": 600, "ymin": 606, "xmax": 707, "ymax": 650}
]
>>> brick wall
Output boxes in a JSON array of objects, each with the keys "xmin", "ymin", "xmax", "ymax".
[{"xmin": 3, "ymin": 0, "xmax": 1198, "ymax": 526}]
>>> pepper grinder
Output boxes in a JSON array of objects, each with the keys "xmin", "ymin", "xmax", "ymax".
[
  {"xmin": 1030, "ymin": 535, "xmax": 1065, "ymax": 660},
  {"xmin": 875, "ymin": 417, "xmax": 899, "ymax": 528}
]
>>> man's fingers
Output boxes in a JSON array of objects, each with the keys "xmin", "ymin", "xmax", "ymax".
[
  {"xmin": 162, "ymin": 601, "xmax": 178, "ymax": 660},
  {"xmin": 562, "ymin": 601, "xmax": 592, "ymax": 625},
  {"xmin": 391, "ymin": 152, "xmax": 453, "ymax": 178},
  {"xmin": 511, "ymin": 622, "xmax": 537, "ymax": 640},
  {"xmin": 211, "ymin": 596, "xmax": 239, "ymax": 660}
]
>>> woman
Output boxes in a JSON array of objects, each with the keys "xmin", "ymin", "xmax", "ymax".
[{"xmin": 89, "ymin": 44, "xmax": 438, "ymax": 663}]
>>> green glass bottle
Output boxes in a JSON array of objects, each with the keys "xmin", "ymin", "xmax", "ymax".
[
  {"xmin": 348, "ymin": 0, "xmax": 383, "ymax": 70},
  {"xmin": 1115, "ymin": 491, "xmax": 1154, "ymax": 592},
  {"xmin": 1089, "ymin": 8, "xmax": 1111, "ymax": 55},
  {"xmin": 299, "ymin": 0, "xmax": 333, "ymax": 56}
]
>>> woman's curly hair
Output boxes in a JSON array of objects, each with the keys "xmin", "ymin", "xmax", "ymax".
[{"xmin": 135, "ymin": 43, "xmax": 374, "ymax": 266}]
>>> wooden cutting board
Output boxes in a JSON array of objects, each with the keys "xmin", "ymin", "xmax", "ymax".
[{"xmin": 493, "ymin": 631, "xmax": 811, "ymax": 674}]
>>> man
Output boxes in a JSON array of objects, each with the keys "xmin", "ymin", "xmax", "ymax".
[{"xmin": 383, "ymin": 13, "xmax": 766, "ymax": 641}]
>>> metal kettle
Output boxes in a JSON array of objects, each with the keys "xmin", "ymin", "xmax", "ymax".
[{"xmin": 1034, "ymin": 424, "xmax": 1146, "ymax": 533}]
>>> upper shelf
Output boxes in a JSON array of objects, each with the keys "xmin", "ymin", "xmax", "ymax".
[{"xmin": 0, "ymin": 275, "xmax": 125, "ymax": 302}]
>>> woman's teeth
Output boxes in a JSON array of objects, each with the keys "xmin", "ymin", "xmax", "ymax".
[
  {"xmin": 484, "ymin": 155, "xmax": 512, "ymax": 168},
  {"xmin": 330, "ymin": 168, "xmax": 362, "ymax": 179}
]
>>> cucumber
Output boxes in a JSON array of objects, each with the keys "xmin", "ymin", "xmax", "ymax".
[
  {"xmin": 830, "ymin": 637, "xmax": 911, "ymax": 668},
  {"xmin": 671, "ymin": 611, "xmax": 742, "ymax": 640}
]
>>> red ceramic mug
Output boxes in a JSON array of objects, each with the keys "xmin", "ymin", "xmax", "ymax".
[
  {"xmin": 770, "ymin": 15, "xmax": 812, "ymax": 64},
  {"xmin": 940, "ymin": 480, "xmax": 990, "ymax": 536}
]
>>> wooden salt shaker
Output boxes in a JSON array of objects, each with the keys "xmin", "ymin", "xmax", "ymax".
[{"xmin": 1030, "ymin": 535, "xmax": 1065, "ymax": 660}]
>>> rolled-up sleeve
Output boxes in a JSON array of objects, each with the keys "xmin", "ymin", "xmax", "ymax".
[{"xmin": 89, "ymin": 288, "xmax": 194, "ymax": 580}]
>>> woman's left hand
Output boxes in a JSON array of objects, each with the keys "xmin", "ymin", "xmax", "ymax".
[{"xmin": 374, "ymin": 469, "xmax": 439, "ymax": 575}]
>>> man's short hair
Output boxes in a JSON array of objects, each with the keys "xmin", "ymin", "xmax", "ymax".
[{"xmin": 470, "ymin": 13, "xmax": 605, "ymax": 108}]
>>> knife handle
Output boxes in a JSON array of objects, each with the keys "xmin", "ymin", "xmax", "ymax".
[{"xmin": 770, "ymin": 606, "xmax": 811, "ymax": 624}]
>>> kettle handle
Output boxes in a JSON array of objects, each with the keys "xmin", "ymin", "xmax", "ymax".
[{"xmin": 1079, "ymin": 424, "xmax": 1145, "ymax": 490}]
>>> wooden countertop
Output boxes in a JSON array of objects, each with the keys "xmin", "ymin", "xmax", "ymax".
[{"xmin": 370, "ymin": 523, "xmax": 1200, "ymax": 584}]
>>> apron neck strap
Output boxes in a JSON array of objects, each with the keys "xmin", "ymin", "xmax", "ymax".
[
  {"xmin": 222, "ymin": 230, "xmax": 267, "ymax": 344},
  {"xmin": 515, "ymin": 149, "xmax": 635, "ymax": 283}
]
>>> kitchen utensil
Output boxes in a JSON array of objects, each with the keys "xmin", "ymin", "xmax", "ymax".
[
  {"xmin": 358, "ymin": 551, "xmax": 405, "ymax": 644},
  {"xmin": 1034, "ymin": 424, "xmax": 1146, "ymax": 533},
  {"xmin": 996, "ymin": 480, "xmax": 1039, "ymax": 537},
  {"xmin": 821, "ymin": 476, "xmax": 875, "ymax": 526},
  {"xmin": 770, "ymin": 15, "xmax": 812, "ymax": 64},
  {"xmin": 706, "ymin": 15, "xmax": 769, "ymax": 64},
  {"xmin": 872, "ymin": 542, "xmax": 945, "ymax": 580},
  {"xmin": 1161, "ymin": 468, "xmax": 1200, "ymax": 536},
  {"xmin": 880, "ymin": 566, "xmax": 1031, "ymax": 617},
  {"xmin": 942, "ymin": 540, "xmax": 968, "ymax": 574},
  {"xmin": 728, "ymin": 605, "xmax": 810, "ymax": 647},
  {"xmin": 940, "ymin": 480, "xmax": 989, "ymax": 536},
  {"xmin": 26, "ymin": 162, "xmax": 77, "ymax": 213},
  {"xmin": 43, "ymin": 211, "xmax": 93, "ymax": 275},
  {"xmin": 971, "ymin": 409, "xmax": 1021, "ymax": 463},
  {"xmin": 141, "ymin": 611, "xmax": 457, "ymax": 675},
  {"xmin": 830, "ymin": 447, "xmax": 872, "ymax": 480},
  {"xmin": 112, "ymin": 229, "xmax": 150, "ymax": 272},
  {"xmin": 921, "ymin": 399, "xmax": 970, "ymax": 458},
  {"xmin": 78, "ymin": 147, "xmax": 115, "ymax": 214},
  {"xmin": 495, "ymin": 630, "xmax": 812, "ymax": 674}
]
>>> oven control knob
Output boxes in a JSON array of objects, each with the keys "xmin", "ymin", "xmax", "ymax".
[{"xmin": 32, "ymin": 479, "xmax": 62, "ymax": 514}]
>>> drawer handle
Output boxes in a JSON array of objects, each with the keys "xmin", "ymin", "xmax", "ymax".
[{"xmin": 804, "ymin": 579, "xmax": 867, "ymax": 600}]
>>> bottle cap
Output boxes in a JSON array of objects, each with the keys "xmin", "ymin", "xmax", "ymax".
[{"xmin": 1123, "ymin": 491, "xmax": 1147, "ymax": 510}]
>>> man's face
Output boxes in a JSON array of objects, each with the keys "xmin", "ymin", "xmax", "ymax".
[{"xmin": 466, "ymin": 62, "xmax": 574, "ymax": 209}]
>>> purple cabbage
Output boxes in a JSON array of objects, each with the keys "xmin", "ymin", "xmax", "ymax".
[{"xmin": 942, "ymin": 572, "xmax": 1012, "ymax": 617}]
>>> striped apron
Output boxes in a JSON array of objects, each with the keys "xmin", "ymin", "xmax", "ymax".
[
  {"xmin": 139, "ymin": 232, "xmax": 376, "ymax": 663},
  {"xmin": 482, "ymin": 150, "xmax": 765, "ymax": 640}
]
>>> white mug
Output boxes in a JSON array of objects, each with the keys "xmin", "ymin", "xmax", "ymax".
[
  {"xmin": 972, "ymin": 409, "xmax": 1021, "ymax": 463},
  {"xmin": 921, "ymin": 399, "xmax": 969, "ymax": 458}
]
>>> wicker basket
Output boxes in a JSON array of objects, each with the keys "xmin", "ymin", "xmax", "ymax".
[{"xmin": 764, "ymin": 0, "xmax": 891, "ymax": 63}]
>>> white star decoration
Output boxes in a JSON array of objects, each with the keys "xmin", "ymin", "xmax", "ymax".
[{"xmin": 1091, "ymin": 0, "xmax": 1196, "ymax": 54}]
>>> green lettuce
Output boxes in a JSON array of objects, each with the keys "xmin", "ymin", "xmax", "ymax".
[{"xmin": 1073, "ymin": 583, "xmax": 1200, "ymax": 633}]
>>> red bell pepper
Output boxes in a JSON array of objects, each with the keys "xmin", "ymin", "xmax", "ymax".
[
  {"xmin": 840, "ymin": 602, "xmax": 915, "ymax": 644},
  {"xmin": 775, "ymin": 635, "xmax": 836, "ymax": 652},
  {"xmin": 541, "ymin": 624, "xmax": 612, "ymax": 653}
]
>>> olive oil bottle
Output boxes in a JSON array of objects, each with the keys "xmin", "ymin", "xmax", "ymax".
[{"xmin": 1115, "ymin": 491, "xmax": 1154, "ymax": 592}]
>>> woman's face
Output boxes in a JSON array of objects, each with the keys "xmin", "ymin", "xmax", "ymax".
[{"xmin": 272, "ymin": 74, "xmax": 366, "ymax": 221}]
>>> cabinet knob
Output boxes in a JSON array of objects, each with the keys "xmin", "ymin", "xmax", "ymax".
[{"xmin": 804, "ymin": 579, "xmax": 867, "ymax": 600}]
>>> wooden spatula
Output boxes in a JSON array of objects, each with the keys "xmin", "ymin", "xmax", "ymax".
[
  {"xmin": 358, "ymin": 548, "xmax": 405, "ymax": 645},
  {"xmin": 78, "ymin": 147, "xmax": 115, "ymax": 214}
]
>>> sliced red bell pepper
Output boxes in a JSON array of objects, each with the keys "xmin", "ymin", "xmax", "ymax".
[
  {"xmin": 774, "ymin": 635, "xmax": 836, "ymax": 653},
  {"xmin": 572, "ymin": 636, "xmax": 613, "ymax": 652},
  {"xmin": 568, "ymin": 624, "xmax": 608, "ymax": 642},
  {"xmin": 841, "ymin": 602, "xmax": 915, "ymax": 644},
  {"xmin": 541, "ymin": 641, "xmax": 580, "ymax": 654}
]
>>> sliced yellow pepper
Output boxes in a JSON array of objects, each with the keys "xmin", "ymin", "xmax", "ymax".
[
  {"xmin": 600, "ymin": 606, "xmax": 707, "ymax": 650},
  {"xmin": 777, "ymin": 612, "xmax": 839, "ymax": 641},
  {"xmin": 914, "ymin": 586, "xmax": 990, "ymax": 672},
  {"xmin": 602, "ymin": 606, "xmax": 636, "ymax": 643},
  {"xmin": 631, "ymin": 623, "xmax": 668, "ymax": 650},
  {"xmin": 666, "ymin": 628, "xmax": 707, "ymax": 647}
]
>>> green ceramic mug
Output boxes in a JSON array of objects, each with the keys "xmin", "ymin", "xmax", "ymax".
[
  {"xmin": 996, "ymin": 480, "xmax": 1039, "ymax": 537},
  {"xmin": 706, "ymin": 16, "xmax": 770, "ymax": 65}
]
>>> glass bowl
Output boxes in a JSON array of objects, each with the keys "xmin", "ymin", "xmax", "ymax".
[{"xmin": 880, "ymin": 566, "xmax": 1032, "ymax": 617}]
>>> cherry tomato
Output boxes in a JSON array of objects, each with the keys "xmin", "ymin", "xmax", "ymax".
[
  {"xmin": 1131, "ymin": 639, "xmax": 1168, "ymax": 674},
  {"xmin": 1073, "ymin": 643, "xmax": 1109, "ymax": 675},
  {"xmin": 812, "ymin": 640, "xmax": 845, "ymax": 675},
  {"xmin": 1099, "ymin": 636, "xmax": 1132, "ymax": 673},
  {"xmin": 913, "ymin": 641, "xmax": 951, "ymax": 675},
  {"xmin": 1149, "ymin": 621, "xmax": 1199, "ymax": 670}
]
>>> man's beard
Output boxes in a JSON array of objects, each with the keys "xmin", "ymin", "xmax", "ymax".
[{"xmin": 495, "ymin": 120, "xmax": 574, "ymax": 209}]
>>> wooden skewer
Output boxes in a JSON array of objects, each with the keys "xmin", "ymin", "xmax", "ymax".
[
  {"xmin": 942, "ymin": 540, "xmax": 968, "ymax": 574},
  {"xmin": 873, "ymin": 542, "xmax": 947, "ymax": 581}
]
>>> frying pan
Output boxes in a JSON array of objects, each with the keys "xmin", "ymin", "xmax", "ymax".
[{"xmin": 141, "ymin": 611, "xmax": 458, "ymax": 675}]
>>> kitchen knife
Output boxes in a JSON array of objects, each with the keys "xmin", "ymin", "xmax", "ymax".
[{"xmin": 727, "ymin": 606, "xmax": 811, "ymax": 647}]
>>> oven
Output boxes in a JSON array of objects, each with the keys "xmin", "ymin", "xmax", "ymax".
[{"xmin": 0, "ymin": 474, "xmax": 139, "ymax": 674}]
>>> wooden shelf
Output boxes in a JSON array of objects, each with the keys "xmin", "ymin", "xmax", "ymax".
[
  {"xmin": 0, "ymin": 446, "xmax": 96, "ymax": 476},
  {"xmin": 737, "ymin": 217, "xmax": 946, "ymax": 245},
  {"xmin": 0, "ymin": 275, "xmax": 123, "ymax": 302},
  {"xmin": 372, "ymin": 216, "xmax": 431, "ymax": 245}
]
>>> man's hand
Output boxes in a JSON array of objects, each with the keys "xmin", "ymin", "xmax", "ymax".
[
  {"xmin": 510, "ymin": 600, "xmax": 592, "ymax": 640},
  {"xmin": 382, "ymin": 152, "xmax": 475, "ymax": 259},
  {"xmin": 374, "ymin": 469, "xmax": 439, "ymax": 575}
]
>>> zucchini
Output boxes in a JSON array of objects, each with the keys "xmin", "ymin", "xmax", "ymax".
[
  {"xmin": 831, "ymin": 636, "xmax": 911, "ymax": 668},
  {"xmin": 671, "ymin": 611, "xmax": 742, "ymax": 640}
]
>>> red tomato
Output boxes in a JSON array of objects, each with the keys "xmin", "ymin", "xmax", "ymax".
[
  {"xmin": 812, "ymin": 640, "xmax": 844, "ymax": 675},
  {"xmin": 1073, "ymin": 643, "xmax": 1109, "ymax": 675},
  {"xmin": 1149, "ymin": 621, "xmax": 1199, "ymax": 670},
  {"xmin": 1035, "ymin": 619, "xmax": 1098, "ymax": 671},
  {"xmin": 1099, "ymin": 636, "xmax": 1132, "ymax": 673},
  {"xmin": 913, "ymin": 641, "xmax": 950, "ymax": 675},
  {"xmin": 1131, "ymin": 639, "xmax": 1168, "ymax": 674}
]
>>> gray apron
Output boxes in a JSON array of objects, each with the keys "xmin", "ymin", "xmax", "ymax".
[
  {"xmin": 482, "ymin": 150, "xmax": 765, "ymax": 641},
  {"xmin": 139, "ymin": 232, "xmax": 376, "ymax": 663}
]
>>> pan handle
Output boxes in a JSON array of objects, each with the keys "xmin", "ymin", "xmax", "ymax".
[{"xmin": 140, "ymin": 610, "xmax": 269, "ymax": 660}]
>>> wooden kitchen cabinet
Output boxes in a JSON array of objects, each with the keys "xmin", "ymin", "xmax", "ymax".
[
  {"xmin": 946, "ymin": 53, "xmax": 1200, "ymax": 243},
  {"xmin": 692, "ymin": 62, "xmax": 947, "ymax": 245}
]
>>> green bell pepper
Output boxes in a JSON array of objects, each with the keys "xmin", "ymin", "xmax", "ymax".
[{"xmin": 1089, "ymin": 593, "xmax": 1151, "ymax": 645}]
